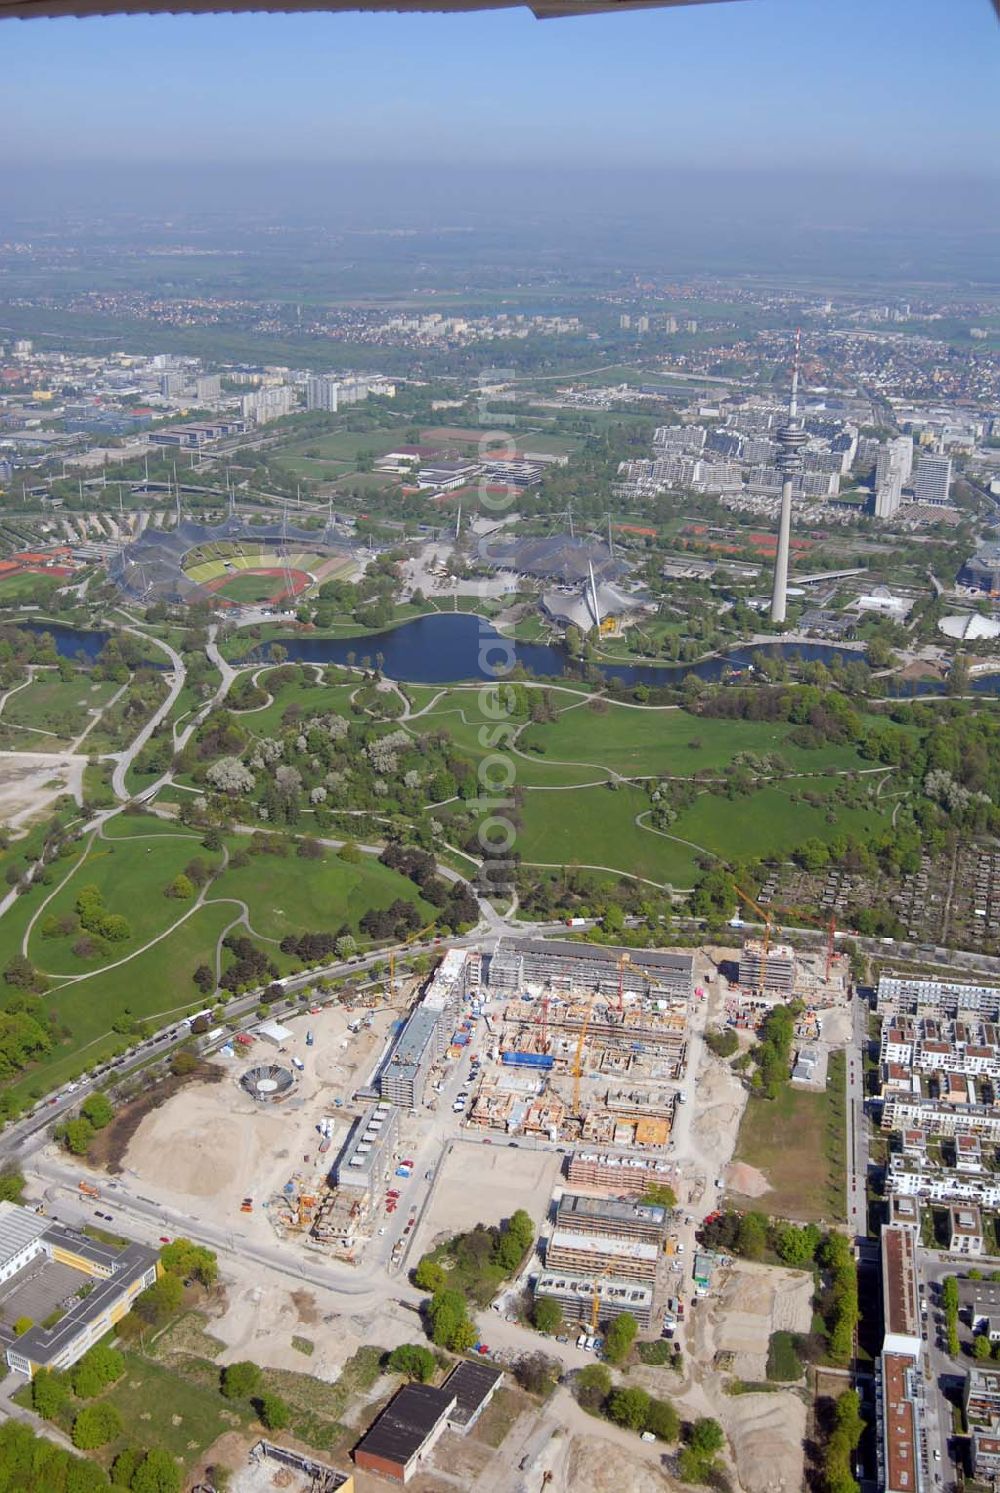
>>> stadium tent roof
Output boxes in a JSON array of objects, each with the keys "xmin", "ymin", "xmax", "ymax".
[{"xmin": 938, "ymin": 613, "xmax": 1000, "ymax": 641}]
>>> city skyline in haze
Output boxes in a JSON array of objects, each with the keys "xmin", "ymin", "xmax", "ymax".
[{"xmin": 2, "ymin": 0, "xmax": 996, "ymax": 174}]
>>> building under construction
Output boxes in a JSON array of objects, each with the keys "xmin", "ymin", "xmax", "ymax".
[
  {"xmin": 544, "ymin": 1194, "xmax": 667, "ymax": 1285},
  {"xmin": 486, "ymin": 939, "xmax": 693, "ymax": 1002},
  {"xmin": 378, "ymin": 951, "xmax": 466, "ymax": 1108},
  {"xmin": 534, "ymin": 1270, "xmax": 654, "ymax": 1328},
  {"xmin": 739, "ymin": 937, "xmax": 796, "ymax": 994},
  {"xmin": 566, "ymin": 1149, "xmax": 678, "ymax": 1198},
  {"xmin": 332, "ymin": 1102, "xmax": 399, "ymax": 1199}
]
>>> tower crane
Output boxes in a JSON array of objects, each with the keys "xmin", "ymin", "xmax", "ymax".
[
  {"xmin": 732, "ymin": 883, "xmax": 780, "ymax": 994},
  {"xmin": 572, "ymin": 994, "xmax": 597, "ymax": 1117},
  {"xmin": 616, "ymin": 951, "xmax": 633, "ymax": 1015}
]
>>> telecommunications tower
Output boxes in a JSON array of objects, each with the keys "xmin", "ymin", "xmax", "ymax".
[{"xmin": 769, "ymin": 332, "xmax": 808, "ymax": 624}]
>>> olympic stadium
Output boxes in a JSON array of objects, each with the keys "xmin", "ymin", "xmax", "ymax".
[{"xmin": 108, "ymin": 514, "xmax": 361, "ymax": 608}]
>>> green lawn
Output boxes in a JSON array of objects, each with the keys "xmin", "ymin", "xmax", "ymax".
[
  {"xmin": 670, "ymin": 783, "xmax": 879, "ymax": 863},
  {"xmin": 1, "ymin": 673, "xmax": 119, "ymax": 746},
  {"xmin": 210, "ymin": 842, "xmax": 436, "ymax": 942},
  {"xmin": 214, "ymin": 571, "xmax": 290, "ymax": 603},
  {"xmin": 4, "ymin": 900, "xmax": 239, "ymax": 1106},
  {"xmin": 27, "ymin": 828, "xmax": 219, "ymax": 976},
  {"xmin": 519, "ymin": 704, "xmax": 867, "ymax": 779},
  {"xmin": 271, "ymin": 424, "xmax": 412, "ymax": 478},
  {"xmin": 515, "ymin": 784, "xmax": 700, "ymax": 887},
  {"xmin": 101, "ymin": 1350, "xmax": 246, "ymax": 1469},
  {"xmin": 0, "ymin": 572, "xmax": 61, "ymax": 603},
  {"xmin": 232, "ymin": 672, "xmax": 358, "ymax": 737},
  {"xmin": 733, "ymin": 1052, "xmax": 847, "ymax": 1223}
]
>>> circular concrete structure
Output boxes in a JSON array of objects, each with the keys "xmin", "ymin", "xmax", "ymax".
[{"xmin": 241, "ymin": 1063, "xmax": 295, "ymax": 1102}]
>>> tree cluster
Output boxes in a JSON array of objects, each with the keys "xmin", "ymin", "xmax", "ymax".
[{"xmin": 219, "ymin": 933, "xmax": 278, "ymax": 994}]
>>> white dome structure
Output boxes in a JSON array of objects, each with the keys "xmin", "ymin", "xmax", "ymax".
[{"xmin": 938, "ymin": 613, "xmax": 1000, "ymax": 641}]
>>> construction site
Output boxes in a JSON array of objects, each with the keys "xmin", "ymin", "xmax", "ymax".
[
  {"xmin": 454, "ymin": 939, "xmax": 703, "ymax": 1150},
  {"xmin": 118, "ymin": 996, "xmax": 414, "ymax": 1264}
]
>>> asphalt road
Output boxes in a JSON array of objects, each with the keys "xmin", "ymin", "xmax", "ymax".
[{"xmin": 846, "ymin": 993, "xmax": 868, "ymax": 1238}]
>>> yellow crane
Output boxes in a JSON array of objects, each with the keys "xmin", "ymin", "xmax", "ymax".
[
  {"xmin": 572, "ymin": 993, "xmax": 597, "ymax": 1116},
  {"xmin": 733, "ymin": 882, "xmax": 779, "ymax": 994},
  {"xmin": 389, "ymin": 919, "xmax": 441, "ymax": 998},
  {"xmin": 590, "ymin": 1281, "xmax": 601, "ymax": 1335}
]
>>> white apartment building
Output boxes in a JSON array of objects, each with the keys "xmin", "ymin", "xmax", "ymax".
[
  {"xmin": 913, "ymin": 451, "xmax": 952, "ymax": 506},
  {"xmin": 306, "ymin": 374, "xmax": 340, "ymax": 413},
  {"xmin": 877, "ymin": 976, "xmax": 1000, "ymax": 1020}
]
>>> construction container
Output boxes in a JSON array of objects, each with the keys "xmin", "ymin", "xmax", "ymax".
[{"xmin": 500, "ymin": 1051, "xmax": 554, "ymax": 1070}]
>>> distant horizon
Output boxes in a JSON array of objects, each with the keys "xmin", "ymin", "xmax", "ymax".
[{"xmin": 1, "ymin": 0, "xmax": 994, "ymax": 175}]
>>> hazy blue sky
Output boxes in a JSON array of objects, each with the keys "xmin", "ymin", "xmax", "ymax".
[{"xmin": 2, "ymin": 0, "xmax": 995, "ymax": 173}]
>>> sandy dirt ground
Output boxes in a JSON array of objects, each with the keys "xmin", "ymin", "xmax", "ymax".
[
  {"xmin": 122, "ymin": 1002, "xmax": 401, "ymax": 1249},
  {"xmin": 411, "ymin": 1140, "xmax": 562, "ymax": 1258},
  {"xmin": 721, "ymin": 1391, "xmax": 808, "ymax": 1493},
  {"xmin": 182, "ymin": 1250, "xmax": 423, "ymax": 1386},
  {"xmin": 688, "ymin": 1052, "xmax": 749, "ymax": 1190},
  {"xmin": 686, "ymin": 1261, "xmax": 812, "ymax": 1493},
  {"xmin": 560, "ymin": 1437, "xmax": 674, "ymax": 1493},
  {"xmin": 0, "ymin": 749, "xmax": 85, "ymax": 828},
  {"xmin": 699, "ymin": 1261, "xmax": 813, "ymax": 1380}
]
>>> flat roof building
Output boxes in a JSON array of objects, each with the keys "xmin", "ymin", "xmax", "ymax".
[
  {"xmin": 486, "ymin": 939, "xmax": 692, "ymax": 1000},
  {"xmin": 441, "ymin": 1360, "xmax": 503, "ymax": 1433},
  {"xmin": 554, "ymin": 1193, "xmax": 667, "ymax": 1244},
  {"xmin": 950, "ymin": 1204, "xmax": 985, "ymax": 1256},
  {"xmin": 378, "ymin": 955, "xmax": 463, "ymax": 1109},
  {"xmin": 0, "ymin": 1206, "xmax": 160, "ymax": 1377},
  {"xmin": 352, "ymin": 1382, "xmax": 455, "ymax": 1484},
  {"xmin": 881, "ymin": 1224, "xmax": 921, "ymax": 1360},
  {"xmin": 333, "ymin": 1102, "xmax": 400, "ymax": 1199},
  {"xmin": 877, "ymin": 1352, "xmax": 925, "ymax": 1493},
  {"xmin": 877, "ymin": 974, "xmax": 1000, "ymax": 1020},
  {"xmin": 966, "ymin": 1364, "xmax": 1000, "ymax": 1428}
]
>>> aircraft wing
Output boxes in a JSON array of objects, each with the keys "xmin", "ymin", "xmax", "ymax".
[{"xmin": 0, "ymin": 0, "xmax": 736, "ymax": 20}]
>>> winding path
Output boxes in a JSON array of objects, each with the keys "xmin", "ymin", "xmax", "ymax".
[{"xmin": 109, "ymin": 624, "xmax": 187, "ymax": 799}]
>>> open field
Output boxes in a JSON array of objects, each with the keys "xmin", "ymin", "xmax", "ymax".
[
  {"xmin": 270, "ymin": 425, "xmax": 412, "ymax": 479},
  {"xmin": 516, "ymin": 784, "xmax": 699, "ymax": 885},
  {"xmin": 671, "ymin": 782, "xmax": 879, "ymax": 863},
  {"xmin": 0, "ymin": 749, "xmax": 85, "ymax": 829},
  {"xmin": 0, "ymin": 571, "xmax": 61, "ymax": 601},
  {"xmin": 519, "ymin": 702, "xmax": 869, "ymax": 778},
  {"xmin": 4, "ymin": 900, "xmax": 239, "ymax": 1106},
  {"xmin": 0, "ymin": 673, "xmax": 119, "ymax": 749},
  {"xmin": 411, "ymin": 1138, "xmax": 561, "ymax": 1259},
  {"xmin": 102, "ymin": 1351, "xmax": 248, "ymax": 1469},
  {"xmin": 732, "ymin": 1053, "xmax": 847, "ymax": 1223},
  {"xmin": 209, "ymin": 841, "xmax": 437, "ymax": 942},
  {"xmin": 27, "ymin": 825, "xmax": 221, "ymax": 976}
]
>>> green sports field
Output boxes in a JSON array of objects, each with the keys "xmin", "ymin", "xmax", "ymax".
[{"xmin": 212, "ymin": 571, "xmax": 289, "ymax": 603}]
